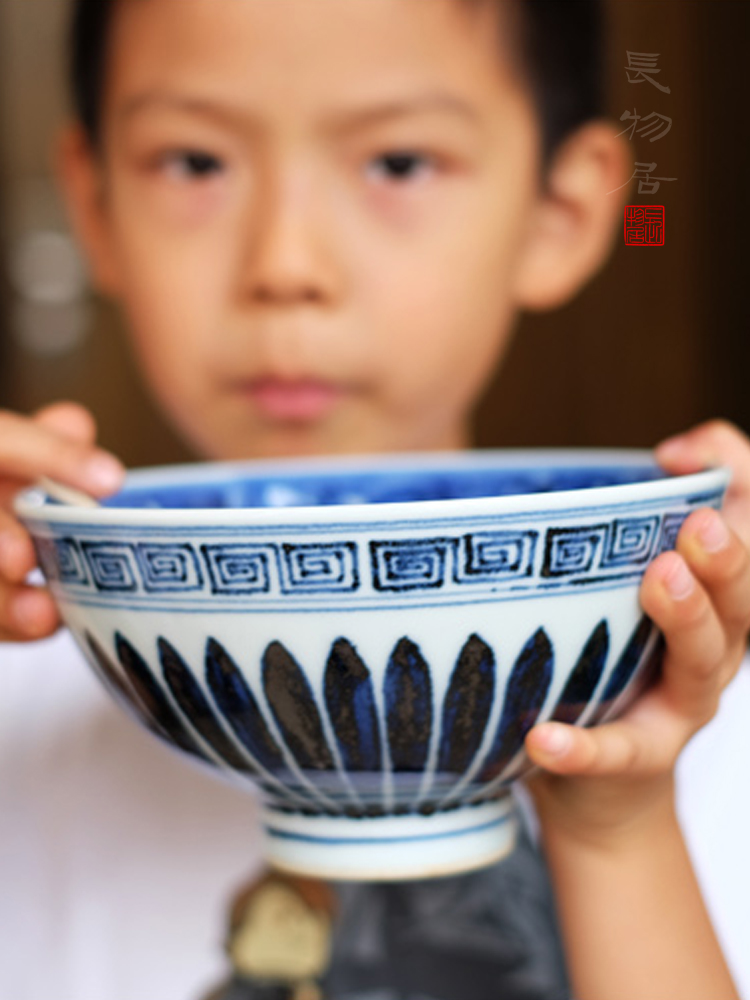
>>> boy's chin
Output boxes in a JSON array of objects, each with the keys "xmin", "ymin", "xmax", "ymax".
[
  {"xmin": 173, "ymin": 396, "xmax": 468, "ymax": 461},
  {"xmin": 188, "ymin": 419, "xmax": 362, "ymax": 462}
]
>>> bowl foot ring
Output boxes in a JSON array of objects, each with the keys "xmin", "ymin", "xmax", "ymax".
[{"xmin": 262, "ymin": 796, "xmax": 518, "ymax": 881}]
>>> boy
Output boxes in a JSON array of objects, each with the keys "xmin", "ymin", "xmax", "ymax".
[{"xmin": 1, "ymin": 1, "xmax": 749, "ymax": 997}]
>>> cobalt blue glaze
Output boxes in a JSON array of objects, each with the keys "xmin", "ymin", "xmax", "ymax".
[
  {"xmin": 205, "ymin": 638, "xmax": 288, "ymax": 775},
  {"xmin": 85, "ymin": 631, "xmax": 165, "ymax": 739},
  {"xmin": 24, "ymin": 455, "xmax": 725, "ymax": 831},
  {"xmin": 589, "ymin": 618, "xmax": 661, "ymax": 724},
  {"xmin": 551, "ymin": 621, "xmax": 609, "ymax": 726},
  {"xmin": 324, "ymin": 638, "xmax": 383, "ymax": 774},
  {"xmin": 80, "ymin": 615, "xmax": 661, "ymax": 818},
  {"xmin": 385, "ymin": 638, "xmax": 433, "ymax": 774},
  {"xmin": 479, "ymin": 629, "xmax": 554, "ymax": 781},
  {"xmin": 102, "ymin": 463, "xmax": 666, "ymax": 510},
  {"xmin": 437, "ymin": 635, "xmax": 496, "ymax": 775},
  {"xmin": 157, "ymin": 637, "xmax": 258, "ymax": 776},
  {"xmin": 115, "ymin": 632, "xmax": 208, "ymax": 761},
  {"xmin": 33, "ymin": 453, "xmax": 725, "ymax": 606},
  {"xmin": 262, "ymin": 641, "xmax": 337, "ymax": 774}
]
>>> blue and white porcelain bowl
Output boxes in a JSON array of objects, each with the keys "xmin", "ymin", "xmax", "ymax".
[{"xmin": 15, "ymin": 450, "xmax": 728, "ymax": 880}]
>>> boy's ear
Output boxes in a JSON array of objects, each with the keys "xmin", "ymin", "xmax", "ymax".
[
  {"xmin": 512, "ymin": 123, "xmax": 632, "ymax": 311},
  {"xmin": 55, "ymin": 123, "xmax": 122, "ymax": 297}
]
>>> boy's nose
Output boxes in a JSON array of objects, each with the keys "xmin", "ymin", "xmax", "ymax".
[{"xmin": 241, "ymin": 173, "xmax": 343, "ymax": 308}]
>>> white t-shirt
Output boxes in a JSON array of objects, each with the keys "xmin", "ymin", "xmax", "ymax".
[{"xmin": 1, "ymin": 630, "xmax": 749, "ymax": 1000}]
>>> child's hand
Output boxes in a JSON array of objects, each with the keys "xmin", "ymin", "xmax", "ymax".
[
  {"xmin": 0, "ymin": 402, "xmax": 124, "ymax": 642},
  {"xmin": 525, "ymin": 420, "xmax": 750, "ymax": 844}
]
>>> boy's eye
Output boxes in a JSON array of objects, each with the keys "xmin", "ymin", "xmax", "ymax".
[
  {"xmin": 366, "ymin": 151, "xmax": 434, "ymax": 183},
  {"xmin": 161, "ymin": 150, "xmax": 225, "ymax": 179}
]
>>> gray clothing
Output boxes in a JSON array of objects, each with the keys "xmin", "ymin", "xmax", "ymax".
[
  {"xmin": 211, "ymin": 827, "xmax": 570, "ymax": 1000},
  {"xmin": 325, "ymin": 827, "xmax": 570, "ymax": 1000}
]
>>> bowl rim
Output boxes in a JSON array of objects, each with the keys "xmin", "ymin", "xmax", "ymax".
[{"xmin": 13, "ymin": 447, "xmax": 731, "ymax": 528}]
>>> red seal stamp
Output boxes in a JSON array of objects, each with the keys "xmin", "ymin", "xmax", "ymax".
[{"xmin": 624, "ymin": 205, "xmax": 665, "ymax": 245}]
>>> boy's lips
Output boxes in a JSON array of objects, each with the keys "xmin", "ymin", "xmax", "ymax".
[{"xmin": 235, "ymin": 377, "xmax": 349, "ymax": 421}]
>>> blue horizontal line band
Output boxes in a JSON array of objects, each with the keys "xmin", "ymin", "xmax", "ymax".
[
  {"xmin": 265, "ymin": 812, "xmax": 512, "ymax": 847},
  {"xmin": 56, "ymin": 575, "xmax": 643, "ymax": 612}
]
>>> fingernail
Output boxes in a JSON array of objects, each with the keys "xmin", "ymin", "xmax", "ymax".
[
  {"xmin": 697, "ymin": 511, "xmax": 729, "ymax": 553},
  {"xmin": 84, "ymin": 454, "xmax": 125, "ymax": 492},
  {"xmin": 664, "ymin": 556, "xmax": 694, "ymax": 600},
  {"xmin": 536, "ymin": 724, "xmax": 572, "ymax": 756}
]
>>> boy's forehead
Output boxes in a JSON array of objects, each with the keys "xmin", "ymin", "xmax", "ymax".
[
  {"xmin": 119, "ymin": 90, "xmax": 487, "ymax": 139},
  {"xmin": 107, "ymin": 0, "xmax": 529, "ymax": 122}
]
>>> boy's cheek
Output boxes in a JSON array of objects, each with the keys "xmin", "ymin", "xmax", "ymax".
[{"xmin": 109, "ymin": 158, "xmax": 235, "ymax": 231}]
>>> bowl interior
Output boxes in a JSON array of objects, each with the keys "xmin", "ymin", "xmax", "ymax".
[{"xmin": 100, "ymin": 454, "xmax": 667, "ymax": 511}]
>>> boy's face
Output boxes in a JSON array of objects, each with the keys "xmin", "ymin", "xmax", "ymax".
[{"xmin": 66, "ymin": 0, "xmax": 606, "ymax": 460}]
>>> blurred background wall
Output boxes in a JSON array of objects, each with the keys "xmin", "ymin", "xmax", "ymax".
[{"xmin": 0, "ymin": 0, "xmax": 748, "ymax": 466}]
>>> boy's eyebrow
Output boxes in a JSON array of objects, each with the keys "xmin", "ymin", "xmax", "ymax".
[
  {"xmin": 118, "ymin": 91, "xmax": 482, "ymax": 134},
  {"xmin": 322, "ymin": 93, "xmax": 482, "ymax": 134}
]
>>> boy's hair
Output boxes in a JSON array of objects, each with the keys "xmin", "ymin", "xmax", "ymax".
[{"xmin": 69, "ymin": 0, "xmax": 604, "ymax": 162}]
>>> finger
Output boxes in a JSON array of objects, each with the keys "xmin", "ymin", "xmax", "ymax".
[
  {"xmin": 641, "ymin": 551, "xmax": 727, "ymax": 717},
  {"xmin": 676, "ymin": 508, "xmax": 750, "ymax": 642},
  {"xmin": 34, "ymin": 401, "xmax": 97, "ymax": 445},
  {"xmin": 0, "ymin": 508, "xmax": 37, "ymax": 584},
  {"xmin": 525, "ymin": 710, "xmax": 684, "ymax": 777},
  {"xmin": 0, "ymin": 475, "xmax": 35, "ymax": 513},
  {"xmin": 655, "ymin": 420, "xmax": 750, "ymax": 545},
  {"xmin": 0, "ymin": 581, "xmax": 60, "ymax": 642},
  {"xmin": 655, "ymin": 419, "xmax": 749, "ymax": 478},
  {"xmin": 0, "ymin": 409, "xmax": 124, "ymax": 497}
]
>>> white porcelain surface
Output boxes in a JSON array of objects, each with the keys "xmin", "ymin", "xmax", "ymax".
[{"xmin": 15, "ymin": 450, "xmax": 729, "ymax": 879}]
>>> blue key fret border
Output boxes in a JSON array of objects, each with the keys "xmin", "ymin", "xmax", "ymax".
[{"xmin": 34, "ymin": 503, "xmax": 718, "ymax": 605}]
